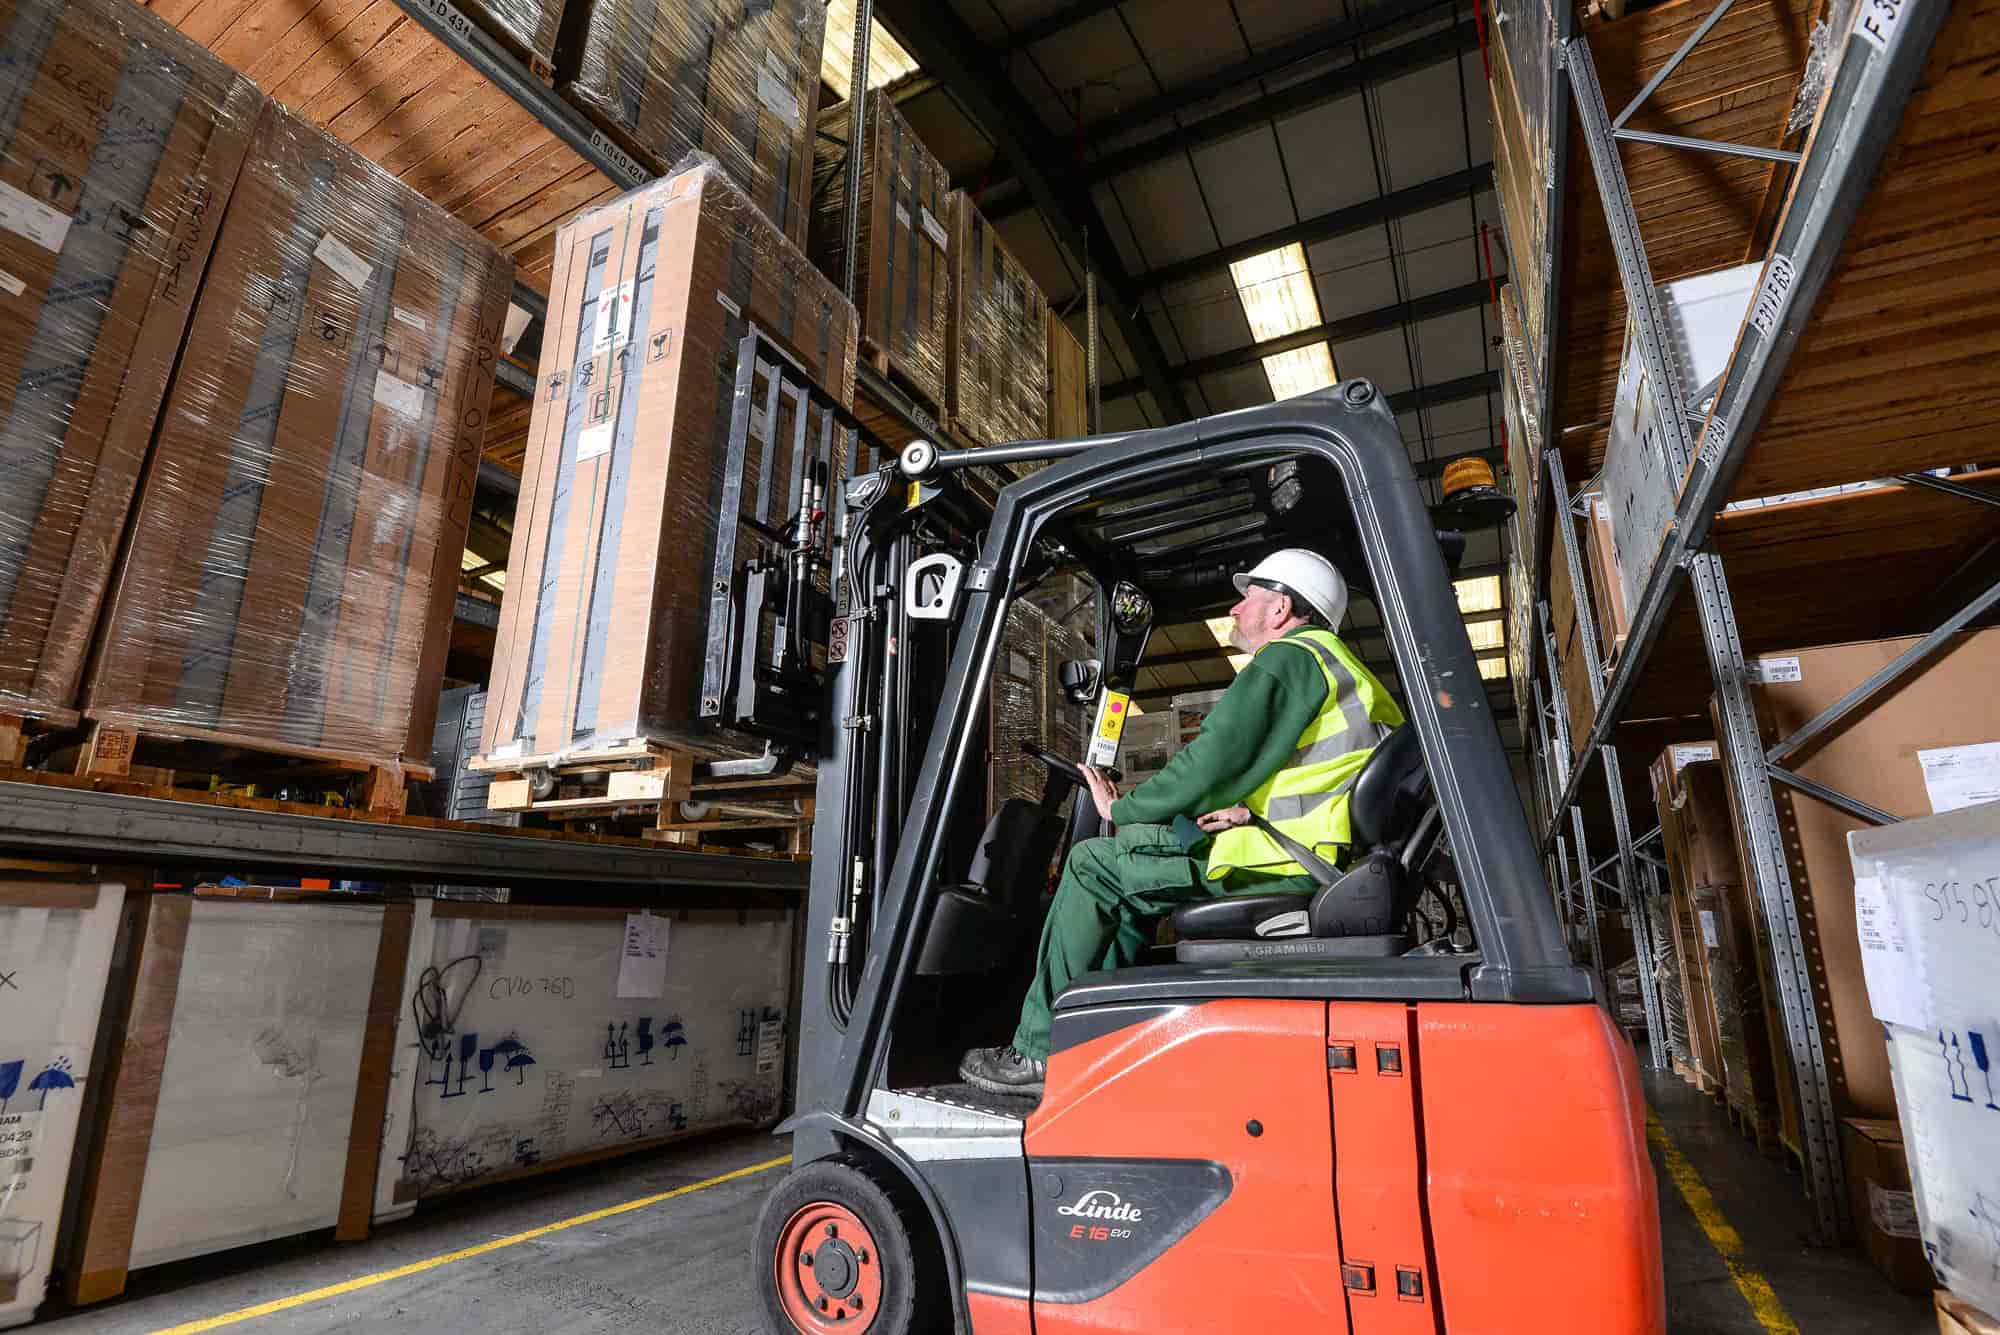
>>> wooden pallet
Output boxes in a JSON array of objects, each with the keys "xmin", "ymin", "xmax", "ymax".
[
  {"xmin": 1673, "ymin": 1056, "xmax": 1721, "ymax": 1096},
  {"xmin": 473, "ymin": 740, "xmax": 815, "ymax": 852},
  {"xmin": 1723, "ymin": 1090, "xmax": 1784, "ymax": 1156},
  {"xmin": 0, "ymin": 704, "xmax": 81, "ymax": 768},
  {"xmin": 859, "ymin": 335, "xmax": 947, "ymax": 419},
  {"xmin": 61, "ymin": 717, "xmax": 431, "ymax": 815}
]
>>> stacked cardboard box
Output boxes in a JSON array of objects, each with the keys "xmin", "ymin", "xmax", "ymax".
[
  {"xmin": 1580, "ymin": 490, "xmax": 1630, "ymax": 664},
  {"xmin": 1838, "ymin": 1117, "xmax": 1932, "ymax": 1295},
  {"xmin": 1046, "ymin": 312, "xmax": 1089, "ymax": 442},
  {"xmin": 483, "ymin": 161, "xmax": 856, "ymax": 766},
  {"xmin": 0, "ymin": 0, "xmax": 262, "ymax": 725},
  {"xmin": 1651, "ymin": 743, "xmax": 1725, "ymax": 1086},
  {"xmin": 1718, "ymin": 627, "xmax": 2000, "ymax": 1122},
  {"xmin": 84, "ymin": 107, "xmax": 512, "ymax": 769},
  {"xmin": 946, "ymin": 191, "xmax": 1049, "ymax": 445},
  {"xmin": 810, "ymin": 97, "xmax": 952, "ymax": 411},
  {"xmin": 988, "ymin": 571, "xmax": 1095, "ymax": 816},
  {"xmin": 564, "ymin": 0, "xmax": 822, "ymax": 249}
]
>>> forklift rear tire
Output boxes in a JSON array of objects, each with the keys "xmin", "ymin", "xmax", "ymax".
[{"xmin": 753, "ymin": 1156, "xmax": 938, "ymax": 1334}]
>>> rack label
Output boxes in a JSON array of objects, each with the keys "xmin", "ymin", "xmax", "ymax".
[
  {"xmin": 0, "ymin": 178, "xmax": 71, "ymax": 252},
  {"xmin": 1747, "ymin": 655, "xmax": 1801, "ymax": 684},
  {"xmin": 314, "ymin": 232, "xmax": 373, "ymax": 290},
  {"xmin": 1854, "ymin": 0, "xmax": 1907, "ymax": 51},
  {"xmin": 585, "ymin": 127, "xmax": 646, "ymax": 185},
  {"xmin": 716, "ymin": 289, "xmax": 742, "ymax": 319},
  {"xmin": 1748, "ymin": 254, "xmax": 1794, "ymax": 339},
  {"xmin": 1671, "ymin": 743, "xmax": 1717, "ymax": 768}
]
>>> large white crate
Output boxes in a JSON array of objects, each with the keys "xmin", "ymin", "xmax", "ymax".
[{"xmin": 0, "ymin": 877, "xmax": 126, "ymax": 1329}]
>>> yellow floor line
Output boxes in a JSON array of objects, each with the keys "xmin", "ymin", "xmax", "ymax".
[
  {"xmin": 1647, "ymin": 1114, "xmax": 1800, "ymax": 1335},
  {"xmin": 149, "ymin": 1153, "xmax": 792, "ymax": 1334}
]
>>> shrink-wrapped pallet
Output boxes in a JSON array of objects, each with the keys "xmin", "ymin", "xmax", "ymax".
[
  {"xmin": 482, "ymin": 158, "xmax": 856, "ymax": 767},
  {"xmin": 0, "ymin": 0, "xmax": 262, "ymax": 724},
  {"xmin": 81, "ymin": 106, "xmax": 513, "ymax": 769},
  {"xmin": 810, "ymin": 96, "xmax": 952, "ymax": 411},
  {"xmin": 564, "ymin": 0, "xmax": 821, "ymax": 247},
  {"xmin": 946, "ymin": 191, "xmax": 1049, "ymax": 445}
]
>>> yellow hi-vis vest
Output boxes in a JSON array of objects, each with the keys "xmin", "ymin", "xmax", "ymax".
[{"xmin": 1205, "ymin": 628, "xmax": 1405, "ymax": 882}]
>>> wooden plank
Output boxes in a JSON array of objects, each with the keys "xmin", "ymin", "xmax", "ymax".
[
  {"xmin": 336, "ymin": 902, "xmax": 414, "ymax": 1242},
  {"xmin": 66, "ymin": 894, "xmax": 193, "ymax": 1307}
]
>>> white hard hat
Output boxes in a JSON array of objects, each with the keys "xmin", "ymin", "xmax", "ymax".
[{"xmin": 1233, "ymin": 548, "xmax": 1348, "ymax": 628}]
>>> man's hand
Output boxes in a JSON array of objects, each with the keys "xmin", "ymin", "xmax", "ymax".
[
  {"xmin": 1195, "ymin": 805, "xmax": 1252, "ymax": 834},
  {"xmin": 1080, "ymin": 764, "xmax": 1119, "ymax": 826}
]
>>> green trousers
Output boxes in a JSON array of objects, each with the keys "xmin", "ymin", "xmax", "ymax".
[{"xmin": 1010, "ymin": 824, "xmax": 1313, "ymax": 1060}]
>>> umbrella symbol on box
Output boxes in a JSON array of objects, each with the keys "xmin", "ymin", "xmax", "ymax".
[
  {"xmin": 0, "ymin": 1059, "xmax": 22, "ymax": 1113},
  {"xmin": 662, "ymin": 1020, "xmax": 687, "ymax": 1061},
  {"xmin": 28, "ymin": 1057, "xmax": 74, "ymax": 1109},
  {"xmin": 482, "ymin": 1037, "xmax": 534, "ymax": 1088}
]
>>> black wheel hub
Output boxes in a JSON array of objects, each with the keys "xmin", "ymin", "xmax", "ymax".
[{"xmin": 812, "ymin": 1238, "xmax": 860, "ymax": 1300}]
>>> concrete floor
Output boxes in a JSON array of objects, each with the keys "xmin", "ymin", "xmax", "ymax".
[{"xmin": 32, "ymin": 1079, "xmax": 1933, "ymax": 1334}]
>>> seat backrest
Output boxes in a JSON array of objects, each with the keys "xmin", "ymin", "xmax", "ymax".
[
  {"xmin": 964, "ymin": 799, "xmax": 1066, "ymax": 915},
  {"xmin": 1349, "ymin": 722, "xmax": 1427, "ymax": 850}
]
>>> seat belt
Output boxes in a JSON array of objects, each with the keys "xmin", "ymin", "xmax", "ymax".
[{"xmin": 1249, "ymin": 813, "xmax": 1345, "ymax": 890}]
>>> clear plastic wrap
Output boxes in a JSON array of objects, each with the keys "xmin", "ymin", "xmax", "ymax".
[
  {"xmin": 810, "ymin": 95, "xmax": 952, "ymax": 411},
  {"xmin": 1046, "ymin": 311, "xmax": 1089, "ymax": 443},
  {"xmin": 1647, "ymin": 892, "xmax": 1692, "ymax": 1067},
  {"xmin": 947, "ymin": 191, "xmax": 1050, "ymax": 446},
  {"xmin": 82, "ymin": 105, "xmax": 513, "ymax": 769},
  {"xmin": 1488, "ymin": 0, "xmax": 1552, "ymax": 358},
  {"xmin": 458, "ymin": 0, "xmax": 565, "ymax": 83},
  {"xmin": 565, "ymin": 0, "xmax": 823, "ymax": 248},
  {"xmin": 0, "ymin": 0, "xmax": 264, "ymax": 726},
  {"xmin": 482, "ymin": 157, "xmax": 857, "ymax": 767}
]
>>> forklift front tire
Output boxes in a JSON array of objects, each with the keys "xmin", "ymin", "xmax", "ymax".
[{"xmin": 753, "ymin": 1156, "xmax": 938, "ymax": 1334}]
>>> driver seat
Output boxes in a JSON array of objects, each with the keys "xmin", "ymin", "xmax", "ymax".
[
  {"xmin": 916, "ymin": 793, "xmax": 1068, "ymax": 975},
  {"xmin": 1169, "ymin": 723, "xmax": 1438, "ymax": 963}
]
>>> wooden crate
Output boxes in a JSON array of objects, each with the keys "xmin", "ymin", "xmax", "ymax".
[
  {"xmin": 1046, "ymin": 311, "xmax": 1090, "ymax": 442},
  {"xmin": 66, "ymin": 891, "xmax": 411, "ymax": 1305}
]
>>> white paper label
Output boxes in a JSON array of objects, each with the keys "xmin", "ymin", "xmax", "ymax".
[
  {"xmin": 0, "ymin": 178, "xmax": 72, "ymax": 252},
  {"xmin": 372, "ymin": 369, "xmax": 428, "ymax": 419},
  {"xmin": 1853, "ymin": 875, "xmax": 1928, "ymax": 1029},
  {"xmin": 716, "ymin": 290, "xmax": 742, "ymax": 319},
  {"xmin": 502, "ymin": 302, "xmax": 533, "ymax": 354},
  {"xmin": 1867, "ymin": 1182, "xmax": 1921, "ymax": 1238},
  {"xmin": 615, "ymin": 911, "xmax": 669, "ymax": 998},
  {"xmin": 894, "ymin": 203, "xmax": 912, "ymax": 230},
  {"xmin": 920, "ymin": 205, "xmax": 949, "ymax": 250},
  {"xmin": 1749, "ymin": 656, "xmax": 1802, "ymax": 684},
  {"xmin": 749, "ymin": 406, "xmax": 772, "ymax": 442},
  {"xmin": 756, "ymin": 66, "xmax": 802, "ymax": 128},
  {"xmin": 1854, "ymin": 0, "xmax": 1907, "ymax": 51},
  {"xmin": 0, "ymin": 267, "xmax": 21, "ymax": 297},
  {"xmin": 313, "ymin": 231, "xmax": 373, "ymax": 290},
  {"xmin": 392, "ymin": 305, "xmax": 428, "ymax": 333},
  {"xmin": 576, "ymin": 420, "xmax": 614, "ymax": 462},
  {"xmin": 1917, "ymin": 742, "xmax": 2000, "ymax": 815},
  {"xmin": 1698, "ymin": 909, "xmax": 1720, "ymax": 949},
  {"xmin": 756, "ymin": 1017, "xmax": 784, "ymax": 1074},
  {"xmin": 1672, "ymin": 743, "xmax": 1717, "ymax": 768}
]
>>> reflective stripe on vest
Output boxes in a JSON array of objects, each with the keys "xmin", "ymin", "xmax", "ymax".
[{"xmin": 1205, "ymin": 628, "xmax": 1405, "ymax": 882}]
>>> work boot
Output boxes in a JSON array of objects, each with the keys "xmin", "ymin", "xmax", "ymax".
[{"xmin": 959, "ymin": 1044, "xmax": 1045, "ymax": 1098}]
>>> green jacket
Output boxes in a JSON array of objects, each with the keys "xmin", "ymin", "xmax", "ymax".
[{"xmin": 1109, "ymin": 626, "xmax": 1384, "ymax": 895}]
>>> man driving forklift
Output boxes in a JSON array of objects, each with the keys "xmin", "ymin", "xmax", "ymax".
[{"xmin": 958, "ymin": 546, "xmax": 1406, "ymax": 1098}]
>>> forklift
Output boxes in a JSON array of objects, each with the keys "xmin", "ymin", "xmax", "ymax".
[{"xmin": 700, "ymin": 347, "xmax": 1664, "ymax": 1333}]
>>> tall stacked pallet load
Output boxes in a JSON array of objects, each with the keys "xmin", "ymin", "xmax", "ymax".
[
  {"xmin": 946, "ymin": 191, "xmax": 1049, "ymax": 445},
  {"xmin": 481, "ymin": 159, "xmax": 857, "ymax": 773},
  {"xmin": 79, "ymin": 105, "xmax": 512, "ymax": 801},
  {"xmin": 809, "ymin": 95, "xmax": 953, "ymax": 415},
  {"xmin": 564, "ymin": 0, "xmax": 823, "ymax": 248},
  {"xmin": 0, "ymin": 0, "xmax": 262, "ymax": 745},
  {"xmin": 988, "ymin": 570, "xmax": 1097, "ymax": 818}
]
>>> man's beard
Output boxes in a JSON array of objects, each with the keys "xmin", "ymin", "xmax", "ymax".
[{"xmin": 1227, "ymin": 622, "xmax": 1252, "ymax": 653}]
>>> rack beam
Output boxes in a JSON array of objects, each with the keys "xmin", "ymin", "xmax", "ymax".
[{"xmin": 0, "ymin": 782, "xmax": 808, "ymax": 891}]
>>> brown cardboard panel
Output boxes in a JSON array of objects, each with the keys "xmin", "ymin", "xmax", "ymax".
[
  {"xmin": 1047, "ymin": 313, "xmax": 1089, "ymax": 443},
  {"xmin": 483, "ymin": 162, "xmax": 856, "ymax": 764},
  {"xmin": 946, "ymin": 191, "xmax": 1050, "ymax": 445},
  {"xmin": 1940, "ymin": 1291, "xmax": 2000, "ymax": 1335},
  {"xmin": 1724, "ymin": 627, "xmax": 2000, "ymax": 1119},
  {"xmin": 811, "ymin": 96, "xmax": 952, "ymax": 410},
  {"xmin": 82, "ymin": 105, "xmax": 510, "ymax": 768},
  {"xmin": 336, "ymin": 901, "xmax": 414, "ymax": 1242},
  {"xmin": 0, "ymin": 0, "xmax": 262, "ymax": 718}
]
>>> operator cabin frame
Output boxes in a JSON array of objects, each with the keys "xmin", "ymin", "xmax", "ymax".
[{"xmin": 789, "ymin": 384, "xmax": 1588, "ymax": 1161}]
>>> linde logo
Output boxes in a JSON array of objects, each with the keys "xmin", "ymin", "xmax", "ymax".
[{"xmin": 1056, "ymin": 1190, "xmax": 1143, "ymax": 1222}]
